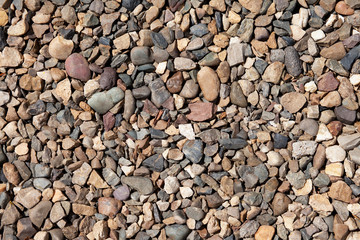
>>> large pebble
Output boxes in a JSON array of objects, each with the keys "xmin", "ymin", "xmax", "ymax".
[
  {"xmin": 130, "ymin": 46, "xmax": 153, "ymax": 65},
  {"xmin": 280, "ymin": 92, "xmax": 306, "ymax": 113},
  {"xmin": 49, "ymin": 36, "xmax": 74, "ymax": 60},
  {"xmin": 197, "ymin": 66, "xmax": 220, "ymax": 101},
  {"xmin": 65, "ymin": 53, "xmax": 91, "ymax": 82}
]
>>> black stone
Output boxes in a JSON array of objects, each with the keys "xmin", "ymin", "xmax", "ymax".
[{"xmin": 274, "ymin": 133, "xmax": 288, "ymax": 149}]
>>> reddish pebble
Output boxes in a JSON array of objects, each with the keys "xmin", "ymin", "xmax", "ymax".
[
  {"xmin": 335, "ymin": 1, "xmax": 354, "ymax": 15},
  {"xmin": 98, "ymin": 197, "xmax": 121, "ymax": 218},
  {"xmin": 317, "ymin": 72, "xmax": 339, "ymax": 92},
  {"xmin": 166, "ymin": 72, "xmax": 183, "ymax": 93},
  {"xmin": 3, "ymin": 163, "xmax": 21, "ymax": 185},
  {"xmin": 65, "ymin": 53, "xmax": 91, "ymax": 82},
  {"xmin": 103, "ymin": 112, "xmax": 115, "ymax": 131},
  {"xmin": 327, "ymin": 121, "xmax": 343, "ymax": 136},
  {"xmin": 186, "ymin": 102, "xmax": 216, "ymax": 121}
]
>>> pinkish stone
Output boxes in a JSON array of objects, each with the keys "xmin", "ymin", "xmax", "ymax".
[
  {"xmin": 113, "ymin": 185, "xmax": 130, "ymax": 201},
  {"xmin": 65, "ymin": 53, "xmax": 91, "ymax": 82},
  {"xmin": 186, "ymin": 102, "xmax": 216, "ymax": 121},
  {"xmin": 317, "ymin": 72, "xmax": 339, "ymax": 92},
  {"xmin": 103, "ymin": 112, "xmax": 115, "ymax": 131}
]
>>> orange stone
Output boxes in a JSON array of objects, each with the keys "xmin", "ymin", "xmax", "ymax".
[{"xmin": 255, "ymin": 225, "xmax": 275, "ymax": 240}]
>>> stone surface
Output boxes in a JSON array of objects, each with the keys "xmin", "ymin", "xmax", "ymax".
[
  {"xmin": 280, "ymin": 92, "xmax": 306, "ymax": 113},
  {"xmin": 49, "ymin": 36, "xmax": 74, "ymax": 60},
  {"xmin": 65, "ymin": 53, "xmax": 91, "ymax": 82}
]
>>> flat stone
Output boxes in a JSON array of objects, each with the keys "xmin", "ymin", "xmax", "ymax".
[
  {"xmin": 329, "ymin": 181, "xmax": 352, "ymax": 203},
  {"xmin": 0, "ymin": 47, "xmax": 23, "ymax": 67},
  {"xmin": 338, "ymin": 133, "xmax": 360, "ymax": 150},
  {"xmin": 130, "ymin": 46, "xmax": 153, "ymax": 65},
  {"xmin": 122, "ymin": 176, "xmax": 154, "ymax": 195},
  {"xmin": 98, "ymin": 197, "xmax": 120, "ymax": 218},
  {"xmin": 218, "ymin": 138, "xmax": 248, "ymax": 150},
  {"xmin": 142, "ymin": 154, "xmax": 164, "ymax": 172},
  {"xmin": 317, "ymin": 72, "xmax": 339, "ymax": 92},
  {"xmin": 320, "ymin": 42, "xmax": 346, "ymax": 60},
  {"xmin": 227, "ymin": 37, "xmax": 245, "ymax": 66},
  {"xmin": 335, "ymin": 106, "xmax": 356, "ymax": 124},
  {"xmin": 182, "ymin": 140, "xmax": 203, "ymax": 163},
  {"xmin": 29, "ymin": 201, "xmax": 52, "ymax": 228},
  {"xmin": 262, "ymin": 61, "xmax": 285, "ymax": 84},
  {"xmin": 174, "ymin": 57, "xmax": 196, "ymax": 70},
  {"xmin": 326, "ymin": 145, "xmax": 346, "ymax": 162},
  {"xmin": 309, "ymin": 194, "xmax": 333, "ymax": 216},
  {"xmin": 186, "ymin": 102, "xmax": 216, "ymax": 121},
  {"xmin": 280, "ymin": 92, "xmax": 306, "ymax": 113},
  {"xmin": 292, "ymin": 141, "xmax": 318, "ymax": 158}
]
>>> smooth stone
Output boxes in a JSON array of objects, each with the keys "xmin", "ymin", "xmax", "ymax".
[
  {"xmin": 130, "ymin": 46, "xmax": 153, "ymax": 65},
  {"xmin": 165, "ymin": 224, "xmax": 191, "ymax": 240},
  {"xmin": 197, "ymin": 66, "xmax": 220, "ymax": 101},
  {"xmin": 113, "ymin": 185, "xmax": 130, "ymax": 201},
  {"xmin": 49, "ymin": 36, "xmax": 74, "ymax": 60},
  {"xmin": 65, "ymin": 53, "xmax": 91, "ymax": 82},
  {"xmin": 99, "ymin": 67, "xmax": 117, "ymax": 90},
  {"xmin": 284, "ymin": 46, "xmax": 302, "ymax": 77}
]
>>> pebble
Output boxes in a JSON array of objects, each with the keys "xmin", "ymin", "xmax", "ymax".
[
  {"xmin": 122, "ymin": 176, "xmax": 154, "ymax": 195},
  {"xmin": 280, "ymin": 92, "xmax": 306, "ymax": 113},
  {"xmin": 99, "ymin": 67, "xmax": 117, "ymax": 90},
  {"xmin": 130, "ymin": 47, "xmax": 153, "ymax": 65},
  {"xmin": 65, "ymin": 53, "xmax": 91, "ymax": 82},
  {"xmin": 186, "ymin": 102, "xmax": 215, "ymax": 121},
  {"xmin": 230, "ymin": 82, "xmax": 247, "ymax": 107},
  {"xmin": 49, "ymin": 36, "xmax": 74, "ymax": 60},
  {"xmin": 113, "ymin": 185, "xmax": 130, "ymax": 201},
  {"xmin": 197, "ymin": 66, "xmax": 220, "ymax": 101},
  {"xmin": 284, "ymin": 46, "xmax": 302, "ymax": 77},
  {"xmin": 0, "ymin": 47, "xmax": 23, "ymax": 67}
]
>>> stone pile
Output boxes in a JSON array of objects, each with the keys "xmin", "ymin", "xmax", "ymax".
[{"xmin": 1, "ymin": 0, "xmax": 360, "ymax": 239}]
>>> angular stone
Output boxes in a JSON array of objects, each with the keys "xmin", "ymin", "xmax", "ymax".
[
  {"xmin": 122, "ymin": 176, "xmax": 154, "ymax": 195},
  {"xmin": 186, "ymin": 102, "xmax": 216, "ymax": 121}
]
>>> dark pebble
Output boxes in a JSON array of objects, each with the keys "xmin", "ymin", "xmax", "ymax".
[{"xmin": 284, "ymin": 46, "xmax": 302, "ymax": 77}]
